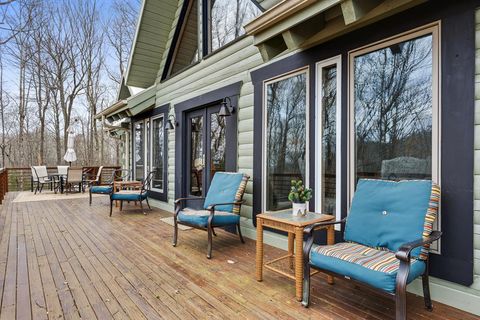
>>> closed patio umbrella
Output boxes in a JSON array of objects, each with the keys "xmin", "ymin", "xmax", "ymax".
[{"xmin": 63, "ymin": 122, "xmax": 77, "ymax": 166}]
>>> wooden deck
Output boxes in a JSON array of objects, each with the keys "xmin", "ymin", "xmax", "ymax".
[{"xmin": 0, "ymin": 193, "xmax": 476, "ymax": 320}]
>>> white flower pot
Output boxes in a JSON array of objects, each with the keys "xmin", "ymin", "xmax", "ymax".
[{"xmin": 292, "ymin": 202, "xmax": 307, "ymax": 216}]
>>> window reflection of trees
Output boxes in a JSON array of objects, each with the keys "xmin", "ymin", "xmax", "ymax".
[
  {"xmin": 152, "ymin": 118, "xmax": 164, "ymax": 190},
  {"xmin": 210, "ymin": 113, "xmax": 226, "ymax": 179},
  {"xmin": 210, "ymin": 0, "xmax": 261, "ymax": 51},
  {"xmin": 190, "ymin": 116, "xmax": 204, "ymax": 196},
  {"xmin": 266, "ymin": 73, "xmax": 307, "ymax": 211},
  {"xmin": 135, "ymin": 123, "xmax": 144, "ymax": 181},
  {"xmin": 354, "ymin": 35, "xmax": 433, "ymax": 181},
  {"xmin": 322, "ymin": 66, "xmax": 337, "ymax": 215}
]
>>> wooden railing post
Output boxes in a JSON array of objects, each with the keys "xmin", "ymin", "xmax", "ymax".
[{"xmin": 0, "ymin": 168, "xmax": 6, "ymax": 204}]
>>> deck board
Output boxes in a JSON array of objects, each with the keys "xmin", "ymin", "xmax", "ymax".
[{"xmin": 0, "ymin": 193, "xmax": 477, "ymax": 320}]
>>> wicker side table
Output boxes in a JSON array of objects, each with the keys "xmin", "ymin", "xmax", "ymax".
[{"xmin": 255, "ymin": 210, "xmax": 335, "ymax": 301}]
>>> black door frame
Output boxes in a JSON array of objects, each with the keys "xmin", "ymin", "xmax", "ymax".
[{"xmin": 174, "ymin": 82, "xmax": 242, "ymax": 201}]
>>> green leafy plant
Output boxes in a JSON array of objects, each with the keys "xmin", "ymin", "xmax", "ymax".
[{"xmin": 288, "ymin": 179, "xmax": 312, "ymax": 203}]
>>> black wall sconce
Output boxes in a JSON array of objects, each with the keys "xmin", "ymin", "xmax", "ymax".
[
  {"xmin": 219, "ymin": 96, "xmax": 235, "ymax": 117},
  {"xmin": 165, "ymin": 114, "xmax": 177, "ymax": 130}
]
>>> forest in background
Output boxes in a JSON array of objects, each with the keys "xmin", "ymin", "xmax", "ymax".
[{"xmin": 0, "ymin": 0, "xmax": 140, "ymax": 167}]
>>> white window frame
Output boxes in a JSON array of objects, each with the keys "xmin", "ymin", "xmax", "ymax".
[
  {"xmin": 347, "ymin": 23, "xmax": 441, "ymax": 251},
  {"xmin": 150, "ymin": 114, "xmax": 165, "ymax": 193},
  {"xmin": 315, "ymin": 56, "xmax": 342, "ymax": 230},
  {"xmin": 262, "ymin": 67, "xmax": 310, "ymax": 213}
]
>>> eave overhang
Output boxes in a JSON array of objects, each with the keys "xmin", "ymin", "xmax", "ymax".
[
  {"xmin": 245, "ymin": 0, "xmax": 426, "ymax": 62},
  {"xmin": 125, "ymin": 0, "xmax": 179, "ymax": 88},
  {"xmin": 95, "ymin": 100, "xmax": 129, "ymax": 122}
]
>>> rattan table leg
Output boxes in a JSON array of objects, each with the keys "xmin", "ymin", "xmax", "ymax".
[
  {"xmin": 288, "ymin": 232, "xmax": 294, "ymax": 269},
  {"xmin": 256, "ymin": 218, "xmax": 264, "ymax": 281},
  {"xmin": 327, "ymin": 225, "xmax": 335, "ymax": 285},
  {"xmin": 295, "ymin": 226, "xmax": 304, "ymax": 301}
]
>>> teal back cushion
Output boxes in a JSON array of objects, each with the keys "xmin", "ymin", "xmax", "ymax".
[
  {"xmin": 203, "ymin": 172, "xmax": 243, "ymax": 212},
  {"xmin": 344, "ymin": 179, "xmax": 432, "ymax": 257}
]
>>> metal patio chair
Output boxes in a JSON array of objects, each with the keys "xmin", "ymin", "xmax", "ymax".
[
  {"xmin": 31, "ymin": 166, "xmax": 56, "ymax": 194},
  {"xmin": 84, "ymin": 166, "xmax": 104, "ymax": 187},
  {"xmin": 173, "ymin": 172, "xmax": 250, "ymax": 259},
  {"xmin": 109, "ymin": 171, "xmax": 154, "ymax": 216},
  {"xmin": 302, "ymin": 179, "xmax": 441, "ymax": 320},
  {"xmin": 64, "ymin": 167, "xmax": 84, "ymax": 194}
]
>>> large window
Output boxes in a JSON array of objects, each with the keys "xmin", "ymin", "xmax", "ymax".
[
  {"xmin": 349, "ymin": 25, "xmax": 440, "ymax": 197},
  {"xmin": 171, "ymin": 0, "xmax": 199, "ymax": 74},
  {"xmin": 263, "ymin": 69, "xmax": 308, "ymax": 212},
  {"xmin": 207, "ymin": 0, "xmax": 262, "ymax": 52},
  {"xmin": 151, "ymin": 116, "xmax": 165, "ymax": 192}
]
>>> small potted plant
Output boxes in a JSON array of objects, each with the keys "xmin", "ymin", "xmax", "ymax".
[{"xmin": 288, "ymin": 179, "xmax": 312, "ymax": 216}]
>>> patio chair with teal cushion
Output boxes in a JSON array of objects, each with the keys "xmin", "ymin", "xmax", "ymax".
[
  {"xmin": 302, "ymin": 179, "xmax": 441, "ymax": 320},
  {"xmin": 89, "ymin": 169, "xmax": 123, "ymax": 205},
  {"xmin": 173, "ymin": 172, "xmax": 250, "ymax": 259},
  {"xmin": 109, "ymin": 171, "xmax": 153, "ymax": 216}
]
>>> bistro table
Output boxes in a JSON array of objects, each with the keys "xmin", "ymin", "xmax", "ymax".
[
  {"xmin": 256, "ymin": 210, "xmax": 335, "ymax": 301},
  {"xmin": 49, "ymin": 174, "xmax": 66, "ymax": 194},
  {"xmin": 113, "ymin": 180, "xmax": 143, "ymax": 207}
]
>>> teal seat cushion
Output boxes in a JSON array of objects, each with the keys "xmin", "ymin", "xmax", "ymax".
[
  {"xmin": 178, "ymin": 208, "xmax": 240, "ymax": 228},
  {"xmin": 203, "ymin": 172, "xmax": 244, "ymax": 212},
  {"xmin": 345, "ymin": 179, "xmax": 432, "ymax": 258},
  {"xmin": 111, "ymin": 192, "xmax": 147, "ymax": 201},
  {"xmin": 90, "ymin": 186, "xmax": 112, "ymax": 194},
  {"xmin": 310, "ymin": 242, "xmax": 425, "ymax": 293}
]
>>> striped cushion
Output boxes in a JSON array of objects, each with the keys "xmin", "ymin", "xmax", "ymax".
[
  {"xmin": 313, "ymin": 242, "xmax": 417, "ymax": 274},
  {"xmin": 419, "ymin": 183, "xmax": 440, "ymax": 260},
  {"xmin": 310, "ymin": 242, "xmax": 425, "ymax": 292},
  {"xmin": 232, "ymin": 174, "xmax": 249, "ymax": 214}
]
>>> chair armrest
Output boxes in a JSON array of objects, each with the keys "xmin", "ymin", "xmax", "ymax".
[
  {"xmin": 174, "ymin": 197, "xmax": 206, "ymax": 205},
  {"xmin": 206, "ymin": 200, "xmax": 245, "ymax": 212},
  {"xmin": 303, "ymin": 218, "xmax": 347, "ymax": 236},
  {"xmin": 395, "ymin": 230, "xmax": 442, "ymax": 262},
  {"xmin": 302, "ymin": 218, "xmax": 346, "ymax": 265}
]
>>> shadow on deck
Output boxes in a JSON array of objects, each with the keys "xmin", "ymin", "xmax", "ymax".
[{"xmin": 0, "ymin": 192, "xmax": 475, "ymax": 319}]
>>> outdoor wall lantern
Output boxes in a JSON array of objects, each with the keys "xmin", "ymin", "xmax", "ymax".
[
  {"xmin": 165, "ymin": 114, "xmax": 177, "ymax": 130},
  {"xmin": 219, "ymin": 96, "xmax": 235, "ymax": 117}
]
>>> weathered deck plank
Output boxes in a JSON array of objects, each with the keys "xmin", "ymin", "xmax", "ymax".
[{"xmin": 0, "ymin": 193, "xmax": 477, "ymax": 320}]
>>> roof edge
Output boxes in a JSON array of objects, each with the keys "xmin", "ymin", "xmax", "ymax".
[{"xmin": 124, "ymin": 0, "xmax": 147, "ymax": 87}]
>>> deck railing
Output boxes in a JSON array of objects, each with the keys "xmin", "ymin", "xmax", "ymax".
[{"xmin": 6, "ymin": 166, "xmax": 121, "ymax": 192}]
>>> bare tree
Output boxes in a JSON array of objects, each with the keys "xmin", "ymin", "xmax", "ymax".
[{"xmin": 105, "ymin": 0, "xmax": 139, "ymax": 84}]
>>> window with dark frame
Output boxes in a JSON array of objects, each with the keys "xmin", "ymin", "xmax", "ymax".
[{"xmin": 206, "ymin": 0, "xmax": 262, "ymax": 53}]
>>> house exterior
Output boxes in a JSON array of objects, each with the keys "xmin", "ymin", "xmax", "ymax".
[{"xmin": 95, "ymin": 0, "xmax": 480, "ymax": 315}]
